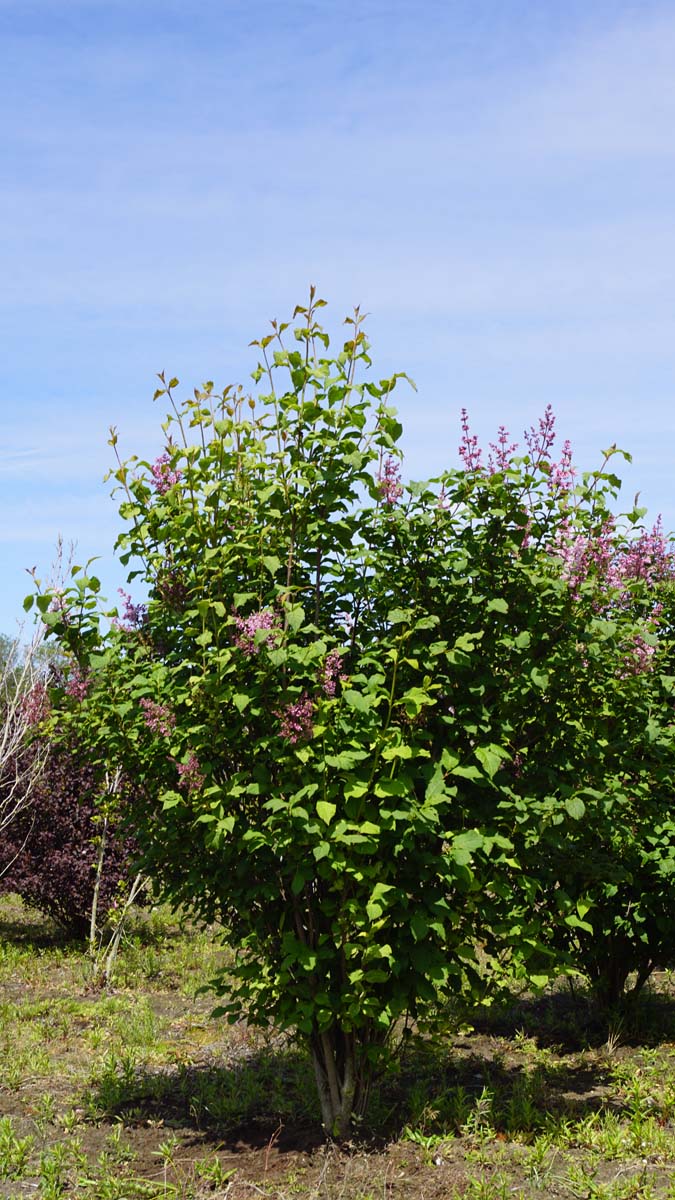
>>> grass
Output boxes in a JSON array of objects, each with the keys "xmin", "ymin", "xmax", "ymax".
[{"xmin": 0, "ymin": 893, "xmax": 674, "ymax": 1198}]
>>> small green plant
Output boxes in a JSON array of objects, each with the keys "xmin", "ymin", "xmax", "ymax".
[
  {"xmin": 193, "ymin": 1154, "xmax": 236, "ymax": 1189},
  {"xmin": 33, "ymin": 1091, "xmax": 57, "ymax": 1129},
  {"xmin": 38, "ymin": 1138, "xmax": 85, "ymax": 1200},
  {"xmin": 453, "ymin": 1175, "xmax": 520, "ymax": 1200},
  {"xmin": 0, "ymin": 1116, "xmax": 33, "ymax": 1181}
]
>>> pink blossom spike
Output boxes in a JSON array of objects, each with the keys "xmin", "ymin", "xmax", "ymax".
[
  {"xmin": 377, "ymin": 455, "xmax": 403, "ymax": 506},
  {"xmin": 176, "ymin": 752, "xmax": 204, "ymax": 794},
  {"xmin": 233, "ymin": 608, "xmax": 280, "ymax": 656},
  {"xmin": 151, "ymin": 452, "xmax": 182, "ymax": 495},
  {"xmin": 140, "ymin": 698, "xmax": 176, "ymax": 737},
  {"xmin": 277, "ymin": 694, "xmax": 315, "ymax": 744},
  {"xmin": 458, "ymin": 409, "xmax": 483, "ymax": 472}
]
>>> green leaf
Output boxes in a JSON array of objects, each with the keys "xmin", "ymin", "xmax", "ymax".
[
  {"xmin": 475, "ymin": 745, "xmax": 507, "ymax": 779},
  {"xmin": 161, "ymin": 791, "xmax": 183, "ymax": 810},
  {"xmin": 366, "ymin": 882, "xmax": 395, "ymax": 921},
  {"xmin": 410, "ymin": 914, "xmax": 428, "ymax": 942},
  {"xmin": 451, "ymin": 830, "xmax": 484, "ymax": 865},
  {"xmin": 486, "ymin": 598, "xmax": 509, "ymax": 614},
  {"xmin": 325, "ymin": 749, "xmax": 369, "ymax": 768},
  {"xmin": 387, "ymin": 607, "xmax": 413, "ymax": 625},
  {"xmin": 316, "ymin": 800, "xmax": 337, "ymax": 825},
  {"xmin": 286, "ymin": 605, "xmax": 305, "ymax": 633},
  {"xmin": 343, "ymin": 689, "xmax": 371, "ymax": 713},
  {"xmin": 425, "ymin": 765, "xmax": 445, "ymax": 803},
  {"xmin": 530, "ymin": 667, "xmax": 549, "ymax": 689},
  {"xmin": 451, "ymin": 765, "xmax": 482, "ymax": 782},
  {"xmin": 263, "ymin": 555, "xmax": 281, "ymax": 575},
  {"xmin": 401, "ymin": 686, "xmax": 434, "ymax": 717},
  {"xmin": 564, "ymin": 796, "xmax": 586, "ymax": 820}
]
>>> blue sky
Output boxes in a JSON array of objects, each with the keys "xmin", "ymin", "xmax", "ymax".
[{"xmin": 2, "ymin": 0, "xmax": 675, "ymax": 633}]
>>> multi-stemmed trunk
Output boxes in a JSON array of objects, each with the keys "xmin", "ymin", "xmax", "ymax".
[{"xmin": 310, "ymin": 1025, "xmax": 378, "ymax": 1140}]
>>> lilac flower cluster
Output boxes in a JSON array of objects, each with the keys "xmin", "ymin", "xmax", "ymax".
[
  {"xmin": 140, "ymin": 698, "xmax": 176, "ymax": 737},
  {"xmin": 277, "ymin": 694, "xmax": 314, "ymax": 744},
  {"xmin": 377, "ymin": 456, "xmax": 403, "ymax": 506},
  {"xmin": 320, "ymin": 649, "xmax": 347, "ymax": 697},
  {"xmin": 620, "ymin": 634, "xmax": 656, "ymax": 677},
  {"xmin": 548, "ymin": 440, "xmax": 576, "ymax": 493},
  {"xmin": 619, "ymin": 517, "xmax": 674, "ymax": 586},
  {"xmin": 555, "ymin": 517, "xmax": 620, "ymax": 599},
  {"xmin": 65, "ymin": 667, "xmax": 91, "ymax": 701},
  {"xmin": 176, "ymin": 752, "xmax": 204, "ymax": 794},
  {"xmin": 113, "ymin": 590, "xmax": 148, "ymax": 632},
  {"xmin": 487, "ymin": 427, "xmax": 518, "ymax": 474},
  {"xmin": 460, "ymin": 406, "xmax": 576, "ymax": 496},
  {"xmin": 458, "ymin": 409, "xmax": 483, "ymax": 471},
  {"xmin": 233, "ymin": 608, "xmax": 280, "ymax": 656},
  {"xmin": 555, "ymin": 516, "xmax": 675, "ymax": 601},
  {"xmin": 151, "ymin": 453, "xmax": 182, "ymax": 495},
  {"xmin": 524, "ymin": 404, "xmax": 557, "ymax": 465}
]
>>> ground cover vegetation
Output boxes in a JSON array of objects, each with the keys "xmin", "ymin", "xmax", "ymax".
[
  {"xmin": 0, "ymin": 895, "xmax": 674, "ymax": 1199},
  {"xmin": 12, "ymin": 293, "xmax": 675, "ymax": 1141}
]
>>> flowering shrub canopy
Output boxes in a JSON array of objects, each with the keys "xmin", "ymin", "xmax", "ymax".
[{"xmin": 32, "ymin": 294, "xmax": 675, "ymax": 1131}]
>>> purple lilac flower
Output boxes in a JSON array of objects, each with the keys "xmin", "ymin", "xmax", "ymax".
[
  {"xmin": 277, "ymin": 694, "xmax": 314, "ymax": 744},
  {"xmin": 233, "ymin": 608, "xmax": 280, "ymax": 656},
  {"xmin": 487, "ymin": 426, "xmax": 518, "ymax": 474},
  {"xmin": 151, "ymin": 453, "xmax": 182, "ymax": 495},
  {"xmin": 377, "ymin": 456, "xmax": 403, "ymax": 506},
  {"xmin": 619, "ymin": 634, "xmax": 656, "ymax": 678},
  {"xmin": 650, "ymin": 602, "xmax": 664, "ymax": 626},
  {"xmin": 524, "ymin": 404, "xmax": 557, "ymax": 466},
  {"xmin": 556, "ymin": 514, "xmax": 675, "ymax": 607},
  {"xmin": 113, "ymin": 590, "xmax": 148, "ymax": 632},
  {"xmin": 619, "ymin": 518, "xmax": 675, "ymax": 586},
  {"xmin": 320, "ymin": 649, "xmax": 347, "ymax": 697},
  {"xmin": 460, "ymin": 406, "xmax": 568, "ymax": 478},
  {"xmin": 176, "ymin": 752, "xmax": 204, "ymax": 794},
  {"xmin": 65, "ymin": 667, "xmax": 91, "ymax": 701},
  {"xmin": 555, "ymin": 518, "xmax": 622, "ymax": 599},
  {"xmin": 140, "ymin": 698, "xmax": 176, "ymax": 737},
  {"xmin": 458, "ymin": 409, "xmax": 483, "ymax": 471},
  {"xmin": 548, "ymin": 440, "xmax": 576, "ymax": 494}
]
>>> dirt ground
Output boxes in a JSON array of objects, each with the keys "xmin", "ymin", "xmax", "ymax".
[{"xmin": 0, "ymin": 897, "xmax": 674, "ymax": 1199}]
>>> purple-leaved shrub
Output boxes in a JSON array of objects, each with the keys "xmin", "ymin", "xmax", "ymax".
[{"xmin": 0, "ymin": 741, "xmax": 138, "ymax": 940}]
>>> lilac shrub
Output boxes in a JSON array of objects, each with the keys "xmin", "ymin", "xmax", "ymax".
[
  {"xmin": 33, "ymin": 295, "xmax": 675, "ymax": 1136},
  {"xmin": 456, "ymin": 409, "xmax": 675, "ymax": 1005}
]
